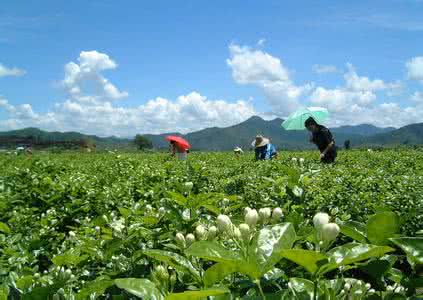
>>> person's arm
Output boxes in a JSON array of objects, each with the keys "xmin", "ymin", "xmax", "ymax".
[
  {"xmin": 320, "ymin": 142, "xmax": 334, "ymax": 158},
  {"xmin": 320, "ymin": 130, "xmax": 335, "ymax": 158}
]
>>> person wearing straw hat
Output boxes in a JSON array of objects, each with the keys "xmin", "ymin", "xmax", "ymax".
[
  {"xmin": 252, "ymin": 135, "xmax": 278, "ymax": 161},
  {"xmin": 304, "ymin": 117, "xmax": 337, "ymax": 163},
  {"xmin": 233, "ymin": 146, "xmax": 244, "ymax": 157}
]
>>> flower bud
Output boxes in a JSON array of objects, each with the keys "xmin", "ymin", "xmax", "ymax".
[
  {"xmin": 344, "ymin": 283, "xmax": 351, "ymax": 292},
  {"xmin": 239, "ymin": 223, "xmax": 250, "ymax": 240},
  {"xmin": 158, "ymin": 207, "xmax": 166, "ymax": 214},
  {"xmin": 57, "ymin": 288, "xmax": 65, "ymax": 295},
  {"xmin": 68, "ymin": 231, "xmax": 76, "ymax": 237},
  {"xmin": 184, "ymin": 182, "xmax": 193, "ymax": 191},
  {"xmin": 259, "ymin": 208, "xmax": 271, "ymax": 222},
  {"xmin": 292, "ymin": 157, "xmax": 298, "ymax": 162},
  {"xmin": 244, "ymin": 207, "xmax": 251, "ymax": 215},
  {"xmin": 156, "ymin": 265, "xmax": 169, "ymax": 280},
  {"xmin": 365, "ymin": 283, "xmax": 371, "ymax": 290},
  {"xmin": 245, "ymin": 209, "xmax": 259, "ymax": 227},
  {"xmin": 321, "ymin": 223, "xmax": 340, "ymax": 241},
  {"xmin": 299, "ymin": 158, "xmax": 304, "ymax": 164},
  {"xmin": 207, "ymin": 226, "xmax": 217, "ymax": 240},
  {"xmin": 368, "ymin": 289, "xmax": 375, "ymax": 294},
  {"xmin": 272, "ymin": 207, "xmax": 283, "ymax": 221},
  {"xmin": 34, "ymin": 273, "xmax": 40, "ymax": 279},
  {"xmin": 145, "ymin": 204, "xmax": 152, "ymax": 211},
  {"xmin": 185, "ymin": 233, "xmax": 195, "ymax": 246},
  {"xmin": 175, "ymin": 233, "xmax": 186, "ymax": 247},
  {"xmin": 195, "ymin": 225, "xmax": 207, "ymax": 240},
  {"xmin": 217, "ymin": 214, "xmax": 232, "ymax": 232},
  {"xmin": 232, "ymin": 227, "xmax": 241, "ymax": 239},
  {"xmin": 313, "ymin": 212, "xmax": 330, "ymax": 229}
]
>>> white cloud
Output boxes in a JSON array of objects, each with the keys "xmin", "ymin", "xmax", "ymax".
[
  {"xmin": 0, "ymin": 63, "xmax": 26, "ymax": 77},
  {"xmin": 406, "ymin": 56, "xmax": 423, "ymax": 82},
  {"xmin": 63, "ymin": 50, "xmax": 128, "ymax": 102},
  {"xmin": 312, "ymin": 64, "xmax": 338, "ymax": 74},
  {"xmin": 344, "ymin": 63, "xmax": 401, "ymax": 92},
  {"xmin": 0, "ymin": 92, "xmax": 256, "ymax": 136},
  {"xmin": 227, "ymin": 43, "xmax": 312, "ymax": 115},
  {"xmin": 411, "ymin": 91, "xmax": 423, "ymax": 102},
  {"xmin": 257, "ymin": 39, "xmax": 266, "ymax": 47},
  {"xmin": 0, "ymin": 51, "xmax": 256, "ymax": 136},
  {"xmin": 310, "ymin": 87, "xmax": 376, "ymax": 113}
]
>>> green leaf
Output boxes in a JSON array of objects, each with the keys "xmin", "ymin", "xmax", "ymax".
[
  {"xmin": 118, "ymin": 207, "xmax": 131, "ymax": 218},
  {"xmin": 52, "ymin": 249, "xmax": 89, "ymax": 266},
  {"xmin": 339, "ymin": 221, "xmax": 367, "ymax": 243},
  {"xmin": 389, "ymin": 237, "xmax": 423, "ymax": 268},
  {"xmin": 249, "ymin": 223, "xmax": 296, "ymax": 275},
  {"xmin": 76, "ymin": 277, "xmax": 114, "ymax": 300},
  {"xmin": 279, "ymin": 249, "xmax": 328, "ymax": 274},
  {"xmin": 359, "ymin": 260, "xmax": 391, "ymax": 290},
  {"xmin": 288, "ymin": 277, "xmax": 316, "ymax": 299},
  {"xmin": 0, "ymin": 285, "xmax": 8, "ymax": 300},
  {"xmin": 203, "ymin": 262, "xmax": 239, "ymax": 287},
  {"xmin": 143, "ymin": 249, "xmax": 201, "ymax": 282},
  {"xmin": 16, "ymin": 275, "xmax": 34, "ymax": 290},
  {"xmin": 0, "ymin": 222, "xmax": 10, "ymax": 234},
  {"xmin": 167, "ymin": 191, "xmax": 187, "ymax": 206},
  {"xmin": 186, "ymin": 241, "xmax": 241, "ymax": 263},
  {"xmin": 321, "ymin": 243, "xmax": 394, "ymax": 274},
  {"xmin": 367, "ymin": 212, "xmax": 400, "ymax": 245},
  {"xmin": 165, "ymin": 287, "xmax": 230, "ymax": 300},
  {"xmin": 114, "ymin": 278, "xmax": 163, "ymax": 300}
]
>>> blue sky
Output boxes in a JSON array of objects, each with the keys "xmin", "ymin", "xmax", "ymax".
[{"xmin": 1, "ymin": 0, "xmax": 423, "ymax": 136}]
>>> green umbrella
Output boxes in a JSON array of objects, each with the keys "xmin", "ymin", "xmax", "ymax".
[{"xmin": 281, "ymin": 107, "xmax": 329, "ymax": 130}]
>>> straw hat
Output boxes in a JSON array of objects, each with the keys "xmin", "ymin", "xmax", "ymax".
[
  {"xmin": 252, "ymin": 135, "xmax": 270, "ymax": 148},
  {"xmin": 234, "ymin": 147, "xmax": 243, "ymax": 153}
]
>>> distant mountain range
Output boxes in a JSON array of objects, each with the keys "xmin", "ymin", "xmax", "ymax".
[
  {"xmin": 1, "ymin": 117, "xmax": 422, "ymax": 150},
  {"xmin": 144, "ymin": 116, "xmax": 404, "ymax": 150}
]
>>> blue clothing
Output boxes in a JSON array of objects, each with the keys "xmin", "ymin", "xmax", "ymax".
[{"xmin": 255, "ymin": 144, "xmax": 277, "ymax": 160}]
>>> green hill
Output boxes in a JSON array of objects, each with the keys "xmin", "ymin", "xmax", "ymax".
[
  {"xmin": 1, "ymin": 117, "xmax": 422, "ymax": 151},
  {"xmin": 144, "ymin": 116, "xmax": 396, "ymax": 150}
]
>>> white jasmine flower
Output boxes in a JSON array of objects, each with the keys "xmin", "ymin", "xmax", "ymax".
[
  {"xmin": 185, "ymin": 233, "xmax": 195, "ymax": 246},
  {"xmin": 175, "ymin": 233, "xmax": 185, "ymax": 247},
  {"xmin": 216, "ymin": 214, "xmax": 232, "ymax": 232},
  {"xmin": 272, "ymin": 207, "xmax": 283, "ymax": 220},
  {"xmin": 239, "ymin": 223, "xmax": 250, "ymax": 240},
  {"xmin": 195, "ymin": 225, "xmax": 207, "ymax": 240},
  {"xmin": 245, "ymin": 209, "xmax": 259, "ymax": 227},
  {"xmin": 313, "ymin": 212, "xmax": 330, "ymax": 229},
  {"xmin": 207, "ymin": 226, "xmax": 217, "ymax": 240},
  {"xmin": 259, "ymin": 208, "xmax": 272, "ymax": 221},
  {"xmin": 321, "ymin": 223, "xmax": 340, "ymax": 241}
]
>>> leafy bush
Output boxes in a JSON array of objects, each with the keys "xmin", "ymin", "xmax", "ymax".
[{"xmin": 0, "ymin": 150, "xmax": 421, "ymax": 299}]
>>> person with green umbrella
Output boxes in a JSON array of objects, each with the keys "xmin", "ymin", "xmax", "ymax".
[{"xmin": 304, "ymin": 117, "xmax": 337, "ymax": 163}]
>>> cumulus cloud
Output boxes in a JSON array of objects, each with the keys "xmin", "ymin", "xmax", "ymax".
[
  {"xmin": 344, "ymin": 63, "xmax": 401, "ymax": 91},
  {"xmin": 227, "ymin": 43, "xmax": 312, "ymax": 115},
  {"xmin": 312, "ymin": 64, "xmax": 338, "ymax": 74},
  {"xmin": 63, "ymin": 50, "xmax": 128, "ymax": 102},
  {"xmin": 0, "ymin": 51, "xmax": 256, "ymax": 136},
  {"xmin": 406, "ymin": 56, "xmax": 423, "ymax": 82},
  {"xmin": 0, "ymin": 92, "xmax": 255, "ymax": 136},
  {"xmin": 0, "ymin": 63, "xmax": 26, "ymax": 77}
]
